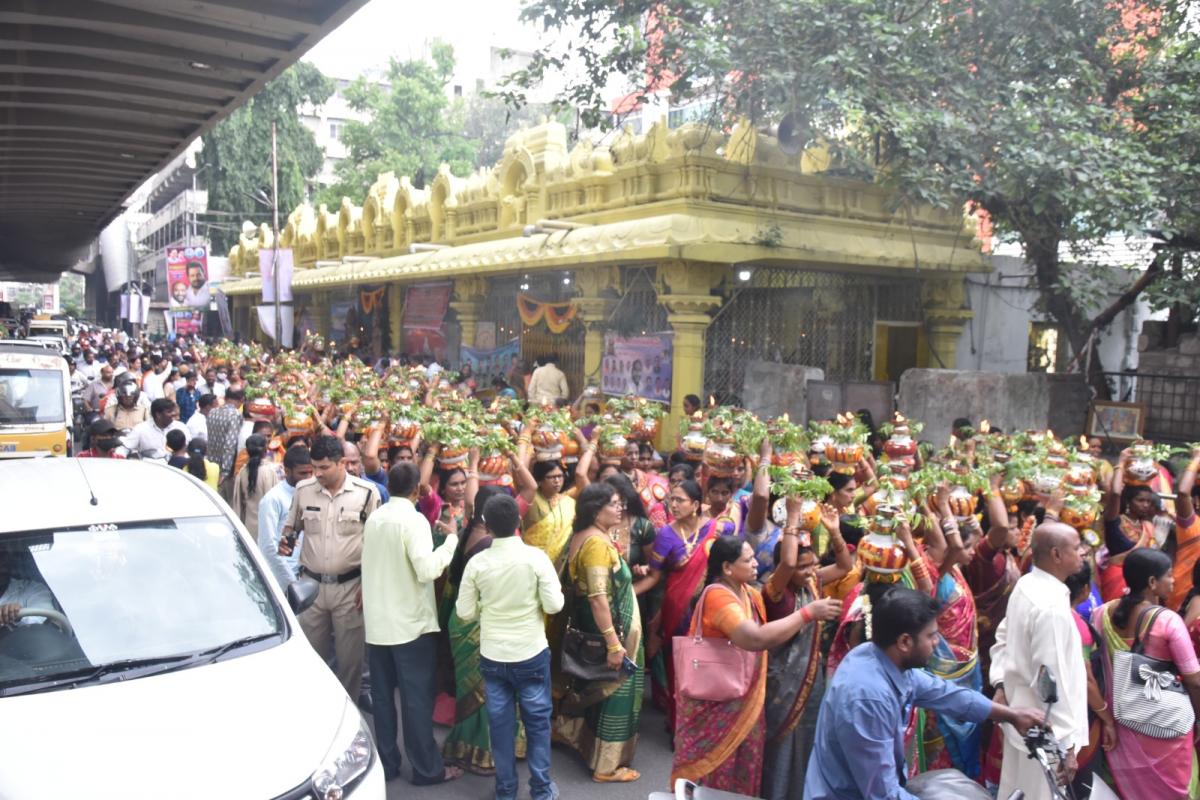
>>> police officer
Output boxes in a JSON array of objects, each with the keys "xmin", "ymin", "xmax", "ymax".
[{"xmin": 279, "ymin": 434, "xmax": 380, "ymax": 699}]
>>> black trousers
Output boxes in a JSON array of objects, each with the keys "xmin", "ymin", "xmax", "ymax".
[{"xmin": 367, "ymin": 633, "xmax": 444, "ymax": 784}]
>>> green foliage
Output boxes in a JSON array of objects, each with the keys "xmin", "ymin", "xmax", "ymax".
[
  {"xmin": 505, "ymin": 0, "xmax": 1200, "ymax": 350},
  {"xmin": 205, "ymin": 62, "xmax": 333, "ymax": 253},
  {"xmin": 462, "ymin": 93, "xmax": 573, "ymax": 169},
  {"xmin": 315, "ymin": 41, "xmax": 477, "ymax": 206}
]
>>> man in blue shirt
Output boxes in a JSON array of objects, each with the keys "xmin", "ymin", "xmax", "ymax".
[{"xmin": 804, "ymin": 587, "xmax": 1044, "ymax": 800}]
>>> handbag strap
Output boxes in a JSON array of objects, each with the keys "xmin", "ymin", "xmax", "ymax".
[
  {"xmin": 691, "ymin": 583, "xmax": 741, "ymax": 642},
  {"xmin": 1131, "ymin": 604, "xmax": 1163, "ymax": 655}
]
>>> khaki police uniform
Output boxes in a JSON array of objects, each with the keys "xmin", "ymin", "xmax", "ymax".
[{"xmin": 284, "ymin": 473, "xmax": 380, "ymax": 699}]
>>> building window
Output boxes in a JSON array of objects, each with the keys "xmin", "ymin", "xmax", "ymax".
[
  {"xmin": 329, "ymin": 122, "xmax": 341, "ymax": 141},
  {"xmin": 1028, "ymin": 322, "xmax": 1069, "ymax": 373},
  {"xmin": 453, "ymin": 84, "xmax": 463, "ymax": 97}
]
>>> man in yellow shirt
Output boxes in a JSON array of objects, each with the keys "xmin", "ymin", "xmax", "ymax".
[{"xmin": 361, "ymin": 461, "xmax": 461, "ymax": 786}]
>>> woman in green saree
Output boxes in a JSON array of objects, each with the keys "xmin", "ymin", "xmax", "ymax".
[
  {"xmin": 554, "ymin": 482, "xmax": 645, "ymax": 783},
  {"xmin": 442, "ymin": 485, "xmax": 527, "ymax": 774}
]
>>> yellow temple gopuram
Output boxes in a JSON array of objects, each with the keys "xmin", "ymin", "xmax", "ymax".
[{"xmin": 220, "ymin": 117, "xmax": 987, "ymax": 441}]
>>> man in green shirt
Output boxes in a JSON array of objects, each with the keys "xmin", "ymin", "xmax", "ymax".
[
  {"xmin": 456, "ymin": 494, "xmax": 565, "ymax": 800},
  {"xmin": 361, "ymin": 461, "xmax": 462, "ymax": 786}
]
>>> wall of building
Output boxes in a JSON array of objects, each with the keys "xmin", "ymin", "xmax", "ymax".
[
  {"xmin": 899, "ymin": 368, "xmax": 1091, "ymax": 445},
  {"xmin": 955, "ymin": 254, "xmax": 1156, "ymax": 375}
]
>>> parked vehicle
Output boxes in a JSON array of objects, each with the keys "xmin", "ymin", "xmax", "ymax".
[{"xmin": 0, "ymin": 459, "xmax": 385, "ymax": 800}]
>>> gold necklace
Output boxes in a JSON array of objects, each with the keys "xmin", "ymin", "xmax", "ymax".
[{"xmin": 679, "ymin": 518, "xmax": 704, "ymax": 558}]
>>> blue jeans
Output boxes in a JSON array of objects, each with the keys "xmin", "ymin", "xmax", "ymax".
[{"xmin": 480, "ymin": 648, "xmax": 557, "ymax": 800}]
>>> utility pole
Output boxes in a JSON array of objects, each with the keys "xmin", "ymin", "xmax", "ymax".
[{"xmin": 271, "ymin": 120, "xmax": 282, "ymax": 347}]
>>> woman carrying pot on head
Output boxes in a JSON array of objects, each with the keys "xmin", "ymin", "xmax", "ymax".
[
  {"xmin": 632, "ymin": 478, "xmax": 736, "ymax": 729},
  {"xmin": 1091, "ymin": 548, "xmax": 1200, "ymax": 799},
  {"xmin": 669, "ymin": 535, "xmax": 822, "ymax": 796},
  {"xmin": 513, "ymin": 428, "xmax": 594, "ymax": 571},
  {"xmin": 761, "ymin": 498, "xmax": 848, "ymax": 798},
  {"xmin": 554, "ymin": 482, "xmax": 645, "ymax": 784},
  {"xmin": 1101, "ymin": 448, "xmax": 1163, "ymax": 601},
  {"xmin": 418, "ymin": 444, "xmax": 475, "ymax": 549}
]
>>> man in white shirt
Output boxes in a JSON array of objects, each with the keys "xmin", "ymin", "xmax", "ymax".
[
  {"xmin": 990, "ymin": 521, "xmax": 1089, "ymax": 800},
  {"xmin": 457, "ymin": 494, "xmax": 564, "ymax": 800},
  {"xmin": 141, "ymin": 357, "xmax": 170, "ymax": 401},
  {"xmin": 362, "ymin": 462, "xmax": 462, "ymax": 786},
  {"xmin": 526, "ymin": 354, "xmax": 569, "ymax": 406},
  {"xmin": 121, "ymin": 398, "xmax": 189, "ymax": 461},
  {"xmin": 187, "ymin": 393, "xmax": 215, "ymax": 443},
  {"xmin": 257, "ymin": 444, "xmax": 313, "ymax": 591}
]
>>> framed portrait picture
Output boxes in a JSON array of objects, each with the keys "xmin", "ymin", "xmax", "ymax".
[{"xmin": 1086, "ymin": 401, "xmax": 1146, "ymax": 442}]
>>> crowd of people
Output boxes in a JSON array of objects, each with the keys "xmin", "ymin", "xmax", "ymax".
[{"xmin": 50, "ymin": 327, "xmax": 1200, "ymax": 800}]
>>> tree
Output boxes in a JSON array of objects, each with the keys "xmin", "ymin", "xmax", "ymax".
[
  {"xmin": 204, "ymin": 62, "xmax": 333, "ymax": 253},
  {"xmin": 462, "ymin": 93, "xmax": 573, "ymax": 169},
  {"xmin": 502, "ymin": 0, "xmax": 1200, "ymax": 392},
  {"xmin": 315, "ymin": 41, "xmax": 477, "ymax": 206}
]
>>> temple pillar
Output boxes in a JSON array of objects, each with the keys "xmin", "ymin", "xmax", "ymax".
[
  {"xmin": 450, "ymin": 276, "xmax": 487, "ymax": 352},
  {"xmin": 656, "ymin": 260, "xmax": 725, "ymax": 451},
  {"xmin": 388, "ymin": 283, "xmax": 404, "ymax": 354},
  {"xmin": 316, "ymin": 292, "xmax": 332, "ymax": 340},
  {"xmin": 921, "ymin": 278, "xmax": 973, "ymax": 369},
  {"xmin": 574, "ymin": 265, "xmax": 620, "ymax": 388}
]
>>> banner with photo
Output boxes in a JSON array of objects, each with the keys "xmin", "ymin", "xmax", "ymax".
[
  {"xmin": 172, "ymin": 310, "xmax": 205, "ymax": 337},
  {"xmin": 403, "ymin": 281, "xmax": 452, "ymax": 361},
  {"xmin": 601, "ymin": 331, "xmax": 673, "ymax": 403},
  {"xmin": 461, "ymin": 338, "xmax": 520, "ymax": 386},
  {"xmin": 329, "ymin": 300, "xmax": 356, "ymax": 343},
  {"xmin": 167, "ymin": 245, "xmax": 209, "ymax": 308}
]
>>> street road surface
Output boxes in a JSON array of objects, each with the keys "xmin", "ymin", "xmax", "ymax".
[{"xmin": 372, "ymin": 699, "xmax": 674, "ymax": 799}]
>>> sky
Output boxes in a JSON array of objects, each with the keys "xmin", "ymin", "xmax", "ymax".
[{"xmin": 303, "ymin": 0, "xmax": 545, "ymax": 81}]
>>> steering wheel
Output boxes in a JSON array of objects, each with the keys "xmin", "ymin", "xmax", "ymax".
[{"xmin": 15, "ymin": 608, "xmax": 73, "ymax": 636}]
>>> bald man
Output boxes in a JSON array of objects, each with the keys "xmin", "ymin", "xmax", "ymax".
[
  {"xmin": 343, "ymin": 440, "xmax": 389, "ymax": 503},
  {"xmin": 989, "ymin": 522, "xmax": 1089, "ymax": 799}
]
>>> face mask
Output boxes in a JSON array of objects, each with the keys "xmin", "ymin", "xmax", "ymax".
[{"xmin": 217, "ymin": 372, "xmax": 227, "ymax": 381}]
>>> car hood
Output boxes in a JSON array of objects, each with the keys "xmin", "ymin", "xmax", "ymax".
[{"xmin": 0, "ymin": 633, "xmax": 351, "ymax": 800}]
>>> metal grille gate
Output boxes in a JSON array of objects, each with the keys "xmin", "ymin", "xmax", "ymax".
[
  {"xmin": 704, "ymin": 268, "xmax": 883, "ymax": 404},
  {"xmin": 1104, "ymin": 371, "xmax": 1200, "ymax": 444}
]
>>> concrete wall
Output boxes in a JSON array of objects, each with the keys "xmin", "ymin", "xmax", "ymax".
[
  {"xmin": 899, "ymin": 368, "xmax": 1090, "ymax": 446},
  {"xmin": 955, "ymin": 255, "xmax": 1156, "ymax": 374}
]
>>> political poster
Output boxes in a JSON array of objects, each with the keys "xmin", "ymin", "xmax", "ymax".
[
  {"xmin": 460, "ymin": 338, "xmax": 520, "ymax": 386},
  {"xmin": 403, "ymin": 281, "xmax": 452, "ymax": 361},
  {"xmin": 601, "ymin": 331, "xmax": 673, "ymax": 403},
  {"xmin": 166, "ymin": 245, "xmax": 209, "ymax": 309},
  {"xmin": 172, "ymin": 310, "xmax": 204, "ymax": 336}
]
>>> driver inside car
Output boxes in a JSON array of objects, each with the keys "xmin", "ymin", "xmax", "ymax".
[{"xmin": 0, "ymin": 549, "xmax": 54, "ymax": 626}]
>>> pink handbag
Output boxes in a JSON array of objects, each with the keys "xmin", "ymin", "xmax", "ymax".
[{"xmin": 673, "ymin": 584, "xmax": 758, "ymax": 702}]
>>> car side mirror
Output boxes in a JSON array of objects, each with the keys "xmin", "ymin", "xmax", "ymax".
[
  {"xmin": 286, "ymin": 577, "xmax": 319, "ymax": 616},
  {"xmin": 1036, "ymin": 665, "xmax": 1058, "ymax": 705}
]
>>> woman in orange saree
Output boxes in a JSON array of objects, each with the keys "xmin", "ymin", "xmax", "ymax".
[
  {"xmin": 633, "ymin": 479, "xmax": 734, "ymax": 728},
  {"xmin": 671, "ymin": 535, "xmax": 823, "ymax": 794}
]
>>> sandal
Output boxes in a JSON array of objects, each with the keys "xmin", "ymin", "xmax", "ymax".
[{"xmin": 593, "ymin": 768, "xmax": 640, "ymax": 783}]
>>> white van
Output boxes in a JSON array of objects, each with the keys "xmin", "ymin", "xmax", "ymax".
[{"xmin": 0, "ymin": 459, "xmax": 384, "ymax": 800}]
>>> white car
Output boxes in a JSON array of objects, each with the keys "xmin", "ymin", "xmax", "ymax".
[{"xmin": 0, "ymin": 459, "xmax": 384, "ymax": 800}]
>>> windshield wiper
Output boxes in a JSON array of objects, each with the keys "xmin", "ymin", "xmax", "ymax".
[
  {"xmin": 0, "ymin": 652, "xmax": 198, "ymax": 697},
  {"xmin": 1, "ymin": 633, "xmax": 281, "ymax": 697},
  {"xmin": 192, "ymin": 632, "xmax": 281, "ymax": 666}
]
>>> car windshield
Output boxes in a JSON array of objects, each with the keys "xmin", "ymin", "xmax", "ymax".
[
  {"xmin": 0, "ymin": 517, "xmax": 284, "ymax": 692},
  {"xmin": 0, "ymin": 368, "xmax": 65, "ymax": 425}
]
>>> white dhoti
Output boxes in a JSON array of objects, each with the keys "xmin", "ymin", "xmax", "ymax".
[{"xmin": 998, "ymin": 738, "xmax": 1061, "ymax": 800}]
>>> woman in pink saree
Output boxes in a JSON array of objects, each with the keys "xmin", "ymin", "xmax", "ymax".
[{"xmin": 1092, "ymin": 549, "xmax": 1200, "ymax": 799}]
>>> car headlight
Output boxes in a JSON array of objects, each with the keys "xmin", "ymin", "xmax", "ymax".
[{"xmin": 311, "ymin": 700, "xmax": 374, "ymax": 800}]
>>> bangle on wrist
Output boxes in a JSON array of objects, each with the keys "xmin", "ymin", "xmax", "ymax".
[
  {"xmin": 799, "ymin": 606, "xmax": 813, "ymax": 625},
  {"xmin": 606, "ymin": 643, "xmax": 623, "ymax": 654}
]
